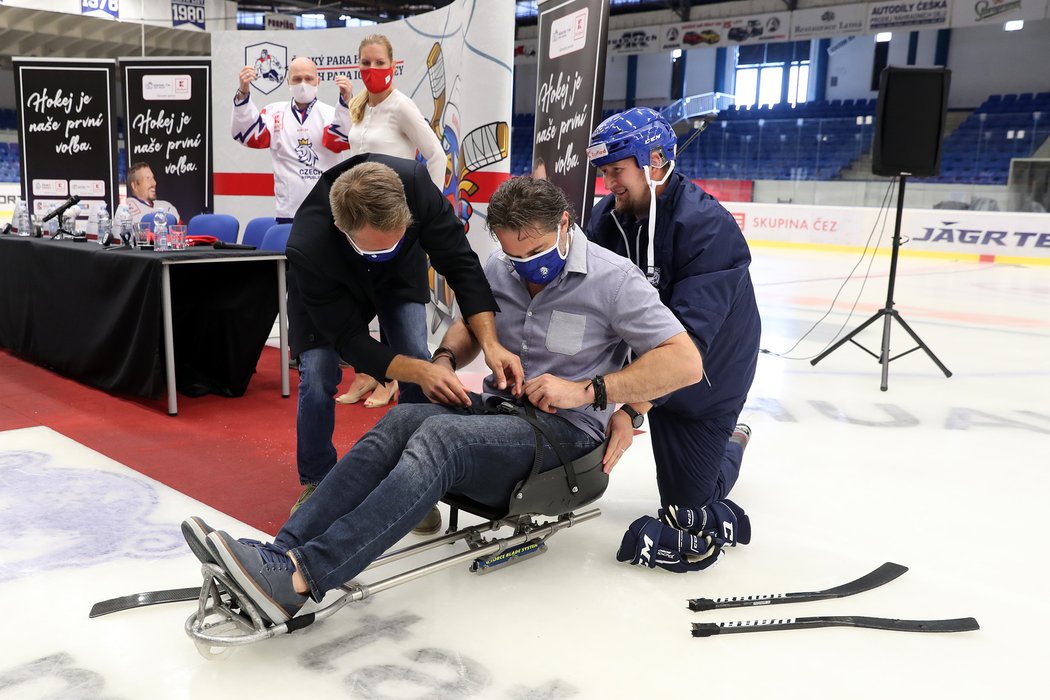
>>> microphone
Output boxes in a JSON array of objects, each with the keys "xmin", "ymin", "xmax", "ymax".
[{"xmin": 42, "ymin": 195, "xmax": 81, "ymax": 223}]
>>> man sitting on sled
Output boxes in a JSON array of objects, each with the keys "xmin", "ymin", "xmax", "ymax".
[{"xmin": 182, "ymin": 176, "xmax": 725, "ymax": 625}]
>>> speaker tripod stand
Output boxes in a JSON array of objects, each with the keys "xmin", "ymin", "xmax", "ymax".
[{"xmin": 810, "ymin": 174, "xmax": 952, "ymax": 391}]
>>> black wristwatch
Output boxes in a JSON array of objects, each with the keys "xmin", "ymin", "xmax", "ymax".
[{"xmin": 619, "ymin": 405, "xmax": 644, "ymax": 429}]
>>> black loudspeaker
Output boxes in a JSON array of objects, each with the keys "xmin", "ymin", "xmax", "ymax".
[{"xmin": 872, "ymin": 66, "xmax": 951, "ymax": 177}]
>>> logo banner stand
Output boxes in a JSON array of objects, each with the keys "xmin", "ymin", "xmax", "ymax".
[
  {"xmin": 121, "ymin": 57, "xmax": 213, "ymax": 222},
  {"xmin": 209, "ymin": 0, "xmax": 514, "ymax": 344},
  {"xmin": 534, "ymin": 0, "xmax": 609, "ymax": 227},
  {"xmin": 209, "ymin": 0, "xmax": 514, "ymax": 236},
  {"xmin": 14, "ymin": 58, "xmax": 119, "ymax": 229}
]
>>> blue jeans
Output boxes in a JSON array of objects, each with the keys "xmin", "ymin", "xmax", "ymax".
[
  {"xmin": 649, "ymin": 406, "xmax": 744, "ymax": 509},
  {"xmin": 295, "ymin": 299, "xmax": 429, "ymax": 485},
  {"xmin": 276, "ymin": 402, "xmax": 599, "ymax": 600}
]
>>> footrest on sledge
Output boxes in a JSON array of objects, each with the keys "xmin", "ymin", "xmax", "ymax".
[
  {"xmin": 186, "ymin": 563, "xmax": 333, "ymax": 658},
  {"xmin": 471, "ymin": 539, "xmax": 547, "ymax": 574}
]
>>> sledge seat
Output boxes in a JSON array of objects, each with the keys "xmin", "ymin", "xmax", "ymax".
[{"xmin": 443, "ymin": 441, "xmax": 608, "ymax": 530}]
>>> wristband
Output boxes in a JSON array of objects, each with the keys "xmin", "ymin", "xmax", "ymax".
[
  {"xmin": 431, "ymin": 346, "xmax": 457, "ymax": 371},
  {"xmin": 589, "ymin": 374, "xmax": 607, "ymax": 411}
]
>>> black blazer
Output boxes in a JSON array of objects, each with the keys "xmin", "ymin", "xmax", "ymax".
[{"xmin": 286, "ymin": 153, "xmax": 498, "ymax": 379}]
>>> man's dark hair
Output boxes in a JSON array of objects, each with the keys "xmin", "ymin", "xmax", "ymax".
[
  {"xmin": 128, "ymin": 162, "xmax": 152, "ymax": 185},
  {"xmin": 485, "ymin": 176, "xmax": 576, "ymax": 239}
]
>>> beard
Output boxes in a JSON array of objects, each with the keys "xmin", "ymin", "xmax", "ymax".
[{"xmin": 612, "ymin": 190, "xmax": 648, "ymax": 218}]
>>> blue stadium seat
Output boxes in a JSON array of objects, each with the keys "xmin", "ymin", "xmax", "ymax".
[
  {"xmin": 187, "ymin": 214, "xmax": 239, "ymax": 243},
  {"xmin": 260, "ymin": 223, "xmax": 292, "ymax": 253},
  {"xmin": 242, "ymin": 216, "xmax": 277, "ymax": 247}
]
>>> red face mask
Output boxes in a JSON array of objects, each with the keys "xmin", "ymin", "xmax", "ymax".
[{"xmin": 360, "ymin": 67, "xmax": 394, "ymax": 94}]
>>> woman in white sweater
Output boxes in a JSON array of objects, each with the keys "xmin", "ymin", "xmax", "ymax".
[{"xmin": 332, "ymin": 34, "xmax": 447, "ymax": 409}]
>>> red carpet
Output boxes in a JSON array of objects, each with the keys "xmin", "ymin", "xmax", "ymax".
[{"xmin": 0, "ymin": 345, "xmax": 387, "ymax": 534}]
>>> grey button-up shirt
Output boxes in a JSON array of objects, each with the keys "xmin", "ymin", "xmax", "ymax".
[{"xmin": 482, "ymin": 225, "xmax": 686, "ymax": 441}]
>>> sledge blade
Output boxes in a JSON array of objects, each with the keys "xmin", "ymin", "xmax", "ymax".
[
  {"xmin": 471, "ymin": 540, "xmax": 547, "ymax": 574},
  {"xmin": 89, "ymin": 586, "xmax": 202, "ymax": 618}
]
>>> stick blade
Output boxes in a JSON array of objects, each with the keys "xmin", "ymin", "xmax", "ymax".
[
  {"xmin": 847, "ymin": 616, "xmax": 980, "ymax": 633},
  {"xmin": 687, "ymin": 562, "xmax": 910, "ymax": 611},
  {"xmin": 692, "ymin": 615, "xmax": 980, "ymax": 636},
  {"xmin": 89, "ymin": 587, "xmax": 201, "ymax": 618},
  {"xmin": 823, "ymin": 562, "xmax": 909, "ymax": 597}
]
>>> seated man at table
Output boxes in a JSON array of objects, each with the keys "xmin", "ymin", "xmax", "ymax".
[
  {"xmin": 182, "ymin": 176, "xmax": 706, "ymax": 625},
  {"xmin": 125, "ymin": 162, "xmax": 181, "ymax": 222}
]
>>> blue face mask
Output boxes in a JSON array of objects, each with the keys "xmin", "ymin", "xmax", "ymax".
[
  {"xmin": 506, "ymin": 224, "xmax": 568, "ymax": 285},
  {"xmin": 346, "ymin": 232, "xmax": 405, "ymax": 262}
]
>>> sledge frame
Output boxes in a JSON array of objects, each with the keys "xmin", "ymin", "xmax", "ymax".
[{"xmin": 186, "ymin": 507, "xmax": 602, "ymax": 658}]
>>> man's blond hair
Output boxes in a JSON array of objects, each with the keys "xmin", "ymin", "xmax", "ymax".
[{"xmin": 329, "ymin": 162, "xmax": 413, "ymax": 236}]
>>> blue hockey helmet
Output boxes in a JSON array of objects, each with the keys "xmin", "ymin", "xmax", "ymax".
[{"xmin": 586, "ymin": 107, "xmax": 677, "ymax": 170}]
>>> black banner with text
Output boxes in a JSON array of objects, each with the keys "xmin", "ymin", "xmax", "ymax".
[
  {"xmin": 14, "ymin": 58, "xmax": 119, "ymax": 223},
  {"xmin": 534, "ymin": 0, "xmax": 609, "ymax": 225},
  {"xmin": 122, "ymin": 58, "xmax": 213, "ymax": 222}
]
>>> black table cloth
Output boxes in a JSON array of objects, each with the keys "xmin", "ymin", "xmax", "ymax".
[{"xmin": 0, "ymin": 236, "xmax": 280, "ymax": 401}]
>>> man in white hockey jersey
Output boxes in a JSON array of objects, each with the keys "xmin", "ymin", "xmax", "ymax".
[
  {"xmin": 231, "ymin": 56, "xmax": 350, "ymax": 223},
  {"xmin": 126, "ymin": 162, "xmax": 181, "ymax": 223}
]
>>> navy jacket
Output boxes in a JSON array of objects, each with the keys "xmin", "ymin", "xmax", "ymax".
[
  {"xmin": 286, "ymin": 153, "xmax": 498, "ymax": 380},
  {"xmin": 586, "ymin": 171, "xmax": 760, "ymax": 419}
]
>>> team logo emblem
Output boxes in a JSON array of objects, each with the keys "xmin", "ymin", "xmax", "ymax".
[
  {"xmin": 295, "ymin": 137, "xmax": 318, "ymax": 167},
  {"xmin": 245, "ymin": 42, "xmax": 288, "ymax": 95}
]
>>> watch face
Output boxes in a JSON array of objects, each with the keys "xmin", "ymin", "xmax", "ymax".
[{"xmin": 621, "ymin": 406, "xmax": 643, "ymax": 428}]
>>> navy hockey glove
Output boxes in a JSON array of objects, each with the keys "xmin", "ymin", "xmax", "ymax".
[
  {"xmin": 616, "ymin": 515, "xmax": 722, "ymax": 573},
  {"xmin": 659, "ymin": 499, "xmax": 751, "ymax": 547}
]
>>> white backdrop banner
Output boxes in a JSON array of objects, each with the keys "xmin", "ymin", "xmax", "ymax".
[
  {"xmin": 790, "ymin": 4, "xmax": 868, "ymax": 40},
  {"xmin": 209, "ymin": 0, "xmax": 514, "ymax": 231},
  {"xmin": 211, "ymin": 0, "xmax": 512, "ymax": 339},
  {"xmin": 950, "ymin": 0, "xmax": 1049, "ymax": 27},
  {"xmin": 865, "ymin": 0, "xmax": 951, "ymax": 32},
  {"xmin": 655, "ymin": 11, "xmax": 791, "ymax": 52}
]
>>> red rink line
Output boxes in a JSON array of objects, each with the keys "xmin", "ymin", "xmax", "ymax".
[{"xmin": 788, "ymin": 295, "xmax": 1049, "ymax": 329}]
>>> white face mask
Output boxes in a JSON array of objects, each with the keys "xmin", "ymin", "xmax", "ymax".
[{"xmin": 289, "ymin": 82, "xmax": 318, "ymax": 105}]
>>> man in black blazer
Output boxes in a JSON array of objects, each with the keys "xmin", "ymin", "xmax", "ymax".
[{"xmin": 286, "ymin": 154, "xmax": 522, "ymax": 524}]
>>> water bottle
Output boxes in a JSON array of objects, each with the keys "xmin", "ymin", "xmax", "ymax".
[
  {"xmin": 44, "ymin": 203, "xmax": 59, "ymax": 237},
  {"xmin": 20, "ymin": 202, "xmax": 33, "ymax": 237},
  {"xmin": 115, "ymin": 204, "xmax": 131, "ymax": 245},
  {"xmin": 62, "ymin": 207, "xmax": 79, "ymax": 236},
  {"xmin": 95, "ymin": 202, "xmax": 110, "ymax": 245},
  {"xmin": 153, "ymin": 211, "xmax": 169, "ymax": 251},
  {"xmin": 10, "ymin": 199, "xmax": 23, "ymax": 235}
]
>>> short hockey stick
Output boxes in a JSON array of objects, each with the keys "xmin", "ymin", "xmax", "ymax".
[
  {"xmin": 687, "ymin": 562, "xmax": 908, "ymax": 612},
  {"xmin": 89, "ymin": 587, "xmax": 202, "ymax": 618},
  {"xmin": 692, "ymin": 615, "xmax": 979, "ymax": 636}
]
